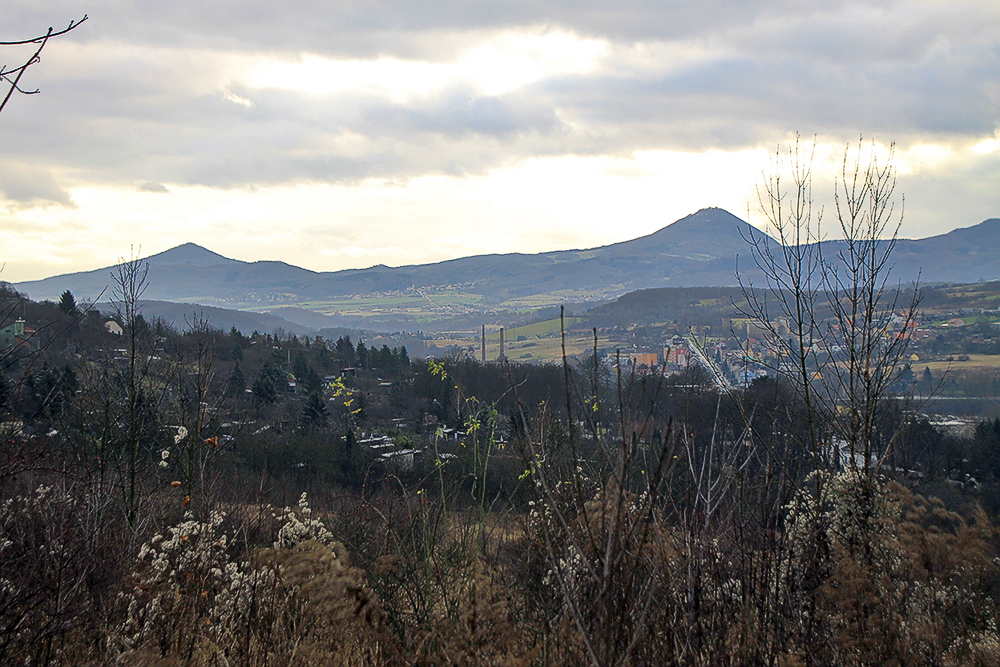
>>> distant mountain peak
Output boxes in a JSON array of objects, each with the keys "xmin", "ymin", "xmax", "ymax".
[
  {"xmin": 638, "ymin": 207, "xmax": 756, "ymax": 244},
  {"xmin": 673, "ymin": 207, "xmax": 748, "ymax": 226},
  {"xmin": 146, "ymin": 243, "xmax": 238, "ymax": 267},
  {"xmin": 13, "ymin": 209, "xmax": 998, "ymax": 319}
]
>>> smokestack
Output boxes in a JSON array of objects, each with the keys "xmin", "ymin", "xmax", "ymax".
[
  {"xmin": 499, "ymin": 327, "xmax": 505, "ymax": 360},
  {"xmin": 481, "ymin": 324, "xmax": 486, "ymax": 363}
]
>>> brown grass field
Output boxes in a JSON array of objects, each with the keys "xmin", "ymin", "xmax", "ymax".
[{"xmin": 921, "ymin": 354, "xmax": 1000, "ymax": 373}]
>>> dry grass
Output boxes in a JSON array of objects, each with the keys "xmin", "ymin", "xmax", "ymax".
[
  {"xmin": 433, "ymin": 329, "xmax": 615, "ymax": 362},
  {"xmin": 922, "ymin": 354, "xmax": 1000, "ymax": 372}
]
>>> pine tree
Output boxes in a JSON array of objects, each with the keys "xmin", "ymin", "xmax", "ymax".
[
  {"xmin": 335, "ymin": 336, "xmax": 356, "ymax": 366},
  {"xmin": 0, "ymin": 371, "xmax": 8, "ymax": 413},
  {"xmin": 302, "ymin": 366, "xmax": 323, "ymax": 395},
  {"xmin": 301, "ymin": 391, "xmax": 327, "ymax": 427},
  {"xmin": 58, "ymin": 290, "xmax": 77, "ymax": 315},
  {"xmin": 356, "ymin": 340, "xmax": 368, "ymax": 369},
  {"xmin": 292, "ymin": 352, "xmax": 310, "ymax": 381},
  {"xmin": 251, "ymin": 364, "xmax": 278, "ymax": 403},
  {"xmin": 227, "ymin": 363, "xmax": 246, "ymax": 396}
]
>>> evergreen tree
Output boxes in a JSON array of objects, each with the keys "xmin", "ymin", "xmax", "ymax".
[
  {"xmin": 335, "ymin": 335, "xmax": 356, "ymax": 366},
  {"xmin": 301, "ymin": 391, "xmax": 327, "ymax": 427},
  {"xmin": 251, "ymin": 363, "xmax": 278, "ymax": 403},
  {"xmin": 227, "ymin": 363, "xmax": 246, "ymax": 396},
  {"xmin": 261, "ymin": 360, "xmax": 285, "ymax": 387},
  {"xmin": 291, "ymin": 352, "xmax": 310, "ymax": 382},
  {"xmin": 58, "ymin": 290, "xmax": 77, "ymax": 315},
  {"xmin": 230, "ymin": 326, "xmax": 246, "ymax": 361},
  {"xmin": 354, "ymin": 391, "xmax": 368, "ymax": 424},
  {"xmin": 59, "ymin": 365, "xmax": 77, "ymax": 408},
  {"xmin": 301, "ymin": 366, "xmax": 323, "ymax": 395}
]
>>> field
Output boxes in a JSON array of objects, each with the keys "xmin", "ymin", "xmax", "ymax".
[
  {"xmin": 299, "ymin": 291, "xmax": 483, "ymax": 313},
  {"xmin": 482, "ymin": 317, "xmax": 583, "ymax": 340},
  {"xmin": 432, "ymin": 323, "xmax": 615, "ymax": 362},
  {"xmin": 499, "ymin": 331, "xmax": 615, "ymax": 361},
  {"xmin": 247, "ymin": 289, "xmax": 489, "ymax": 326},
  {"xmin": 499, "ymin": 287, "xmax": 619, "ymax": 309},
  {"xmin": 922, "ymin": 354, "xmax": 1000, "ymax": 373}
]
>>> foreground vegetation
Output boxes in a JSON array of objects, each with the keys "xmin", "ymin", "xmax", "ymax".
[{"xmin": 3, "ymin": 274, "xmax": 1000, "ymax": 665}]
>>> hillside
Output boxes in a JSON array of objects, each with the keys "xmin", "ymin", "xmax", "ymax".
[
  {"xmin": 16, "ymin": 209, "xmax": 757, "ymax": 304},
  {"xmin": 14, "ymin": 209, "xmax": 1000, "ymax": 332},
  {"xmin": 94, "ymin": 300, "xmax": 318, "ymax": 336}
]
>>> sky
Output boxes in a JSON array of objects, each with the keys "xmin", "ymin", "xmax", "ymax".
[{"xmin": 1, "ymin": 0, "xmax": 998, "ymax": 283}]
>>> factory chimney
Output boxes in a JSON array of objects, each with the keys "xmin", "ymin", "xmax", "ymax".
[
  {"xmin": 481, "ymin": 324, "xmax": 486, "ymax": 363},
  {"xmin": 499, "ymin": 327, "xmax": 505, "ymax": 360}
]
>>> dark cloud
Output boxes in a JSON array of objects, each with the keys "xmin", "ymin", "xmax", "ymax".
[
  {"xmin": 4, "ymin": 0, "xmax": 809, "ymax": 56},
  {"xmin": 0, "ymin": 0, "xmax": 996, "ymax": 192},
  {"xmin": 0, "ymin": 162, "xmax": 75, "ymax": 209}
]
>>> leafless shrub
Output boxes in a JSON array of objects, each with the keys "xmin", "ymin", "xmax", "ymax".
[{"xmin": 0, "ymin": 483, "xmax": 106, "ymax": 666}]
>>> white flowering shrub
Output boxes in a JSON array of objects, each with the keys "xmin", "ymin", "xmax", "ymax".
[
  {"xmin": 780, "ymin": 471, "xmax": 1000, "ymax": 664},
  {"xmin": 274, "ymin": 492, "xmax": 335, "ymax": 548},
  {"xmin": 121, "ymin": 509, "xmax": 237, "ymax": 655},
  {"xmin": 118, "ymin": 493, "xmax": 384, "ymax": 663}
]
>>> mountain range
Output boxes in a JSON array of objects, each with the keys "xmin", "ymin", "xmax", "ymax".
[{"xmin": 14, "ymin": 208, "xmax": 1000, "ymax": 332}]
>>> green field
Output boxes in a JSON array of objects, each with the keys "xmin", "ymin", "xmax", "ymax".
[
  {"xmin": 244, "ymin": 289, "xmax": 487, "ymax": 325},
  {"xmin": 484, "ymin": 317, "xmax": 584, "ymax": 341},
  {"xmin": 499, "ymin": 287, "xmax": 622, "ymax": 309}
]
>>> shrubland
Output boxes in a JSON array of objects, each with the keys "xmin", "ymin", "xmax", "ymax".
[{"xmin": 0, "ymin": 278, "xmax": 999, "ymax": 666}]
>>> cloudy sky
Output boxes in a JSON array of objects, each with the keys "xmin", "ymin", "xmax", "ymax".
[{"xmin": 1, "ymin": 0, "xmax": 998, "ymax": 282}]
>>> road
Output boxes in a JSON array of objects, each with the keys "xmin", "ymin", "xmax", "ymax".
[{"xmin": 684, "ymin": 337, "xmax": 733, "ymax": 392}]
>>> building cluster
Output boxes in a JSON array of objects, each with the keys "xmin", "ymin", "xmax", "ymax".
[
  {"xmin": 355, "ymin": 424, "xmax": 510, "ymax": 472},
  {"xmin": 612, "ymin": 331, "xmax": 776, "ymax": 389},
  {"xmin": 617, "ymin": 334, "xmax": 695, "ymax": 375}
]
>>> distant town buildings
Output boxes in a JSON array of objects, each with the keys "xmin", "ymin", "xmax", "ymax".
[{"xmin": 0, "ymin": 318, "xmax": 25, "ymax": 348}]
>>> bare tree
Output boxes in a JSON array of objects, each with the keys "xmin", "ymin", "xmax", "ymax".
[
  {"xmin": 821, "ymin": 142, "xmax": 918, "ymax": 475},
  {"xmin": 0, "ymin": 16, "xmax": 88, "ymax": 116},
  {"xmin": 737, "ymin": 136, "xmax": 920, "ymax": 659},
  {"xmin": 738, "ymin": 138, "xmax": 827, "ymax": 475},
  {"xmin": 0, "ymin": 15, "xmax": 90, "ymax": 454},
  {"xmin": 106, "ymin": 249, "xmax": 176, "ymax": 529},
  {"xmin": 739, "ymin": 136, "xmax": 917, "ymax": 478}
]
